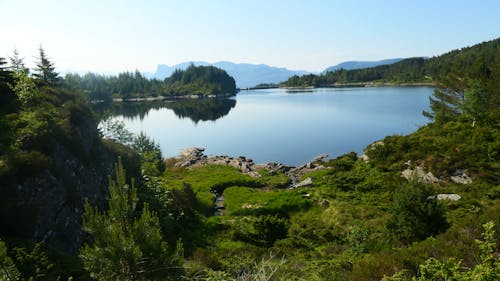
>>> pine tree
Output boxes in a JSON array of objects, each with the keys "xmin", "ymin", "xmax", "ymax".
[
  {"xmin": 33, "ymin": 46, "xmax": 60, "ymax": 86},
  {"xmin": 0, "ymin": 239, "xmax": 21, "ymax": 281},
  {"xmin": 422, "ymin": 75, "xmax": 466, "ymax": 124},
  {"xmin": 386, "ymin": 182, "xmax": 449, "ymax": 244},
  {"xmin": 79, "ymin": 160, "xmax": 183, "ymax": 281},
  {"xmin": 9, "ymin": 48, "xmax": 27, "ymax": 73}
]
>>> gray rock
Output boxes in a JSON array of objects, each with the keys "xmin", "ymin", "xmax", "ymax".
[
  {"xmin": 313, "ymin": 154, "xmax": 329, "ymax": 162},
  {"xmin": 8, "ymin": 117, "xmax": 113, "ymax": 254},
  {"xmin": 360, "ymin": 154, "xmax": 370, "ymax": 163},
  {"xmin": 450, "ymin": 170, "xmax": 472, "ymax": 184},
  {"xmin": 293, "ymin": 177, "xmax": 313, "ymax": 188},
  {"xmin": 401, "ymin": 166, "xmax": 441, "ymax": 184},
  {"xmin": 428, "ymin": 194, "xmax": 461, "ymax": 201}
]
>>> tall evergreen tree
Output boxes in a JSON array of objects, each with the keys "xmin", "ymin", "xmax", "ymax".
[
  {"xmin": 9, "ymin": 48, "xmax": 27, "ymax": 73},
  {"xmin": 0, "ymin": 57, "xmax": 16, "ymax": 107},
  {"xmin": 33, "ymin": 46, "xmax": 60, "ymax": 86}
]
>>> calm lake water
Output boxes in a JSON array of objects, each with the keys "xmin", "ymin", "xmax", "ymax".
[{"xmin": 102, "ymin": 87, "xmax": 434, "ymax": 166}]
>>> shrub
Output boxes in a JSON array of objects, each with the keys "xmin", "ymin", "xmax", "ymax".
[{"xmin": 386, "ymin": 182, "xmax": 449, "ymax": 244}]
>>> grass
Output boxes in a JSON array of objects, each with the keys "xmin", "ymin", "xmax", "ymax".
[
  {"xmin": 159, "ymin": 155, "xmax": 499, "ymax": 280},
  {"xmin": 224, "ymin": 186, "xmax": 311, "ymax": 216},
  {"xmin": 163, "ymin": 165, "xmax": 262, "ymax": 193}
]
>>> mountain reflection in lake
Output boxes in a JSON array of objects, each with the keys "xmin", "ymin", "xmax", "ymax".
[{"xmin": 93, "ymin": 98, "xmax": 236, "ymax": 123}]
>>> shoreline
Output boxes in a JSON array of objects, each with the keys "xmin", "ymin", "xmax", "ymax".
[
  {"xmin": 111, "ymin": 92, "xmax": 236, "ymax": 103},
  {"xmin": 173, "ymin": 147, "xmax": 330, "ymax": 188},
  {"xmin": 243, "ymin": 82, "xmax": 435, "ymax": 90}
]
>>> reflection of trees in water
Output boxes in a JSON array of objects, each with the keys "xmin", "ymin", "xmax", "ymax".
[
  {"xmin": 167, "ymin": 99, "xmax": 236, "ymax": 124},
  {"xmin": 92, "ymin": 98, "xmax": 236, "ymax": 123}
]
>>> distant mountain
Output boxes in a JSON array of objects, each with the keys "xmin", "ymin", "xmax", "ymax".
[
  {"xmin": 153, "ymin": 61, "xmax": 309, "ymax": 88},
  {"xmin": 322, "ymin": 58, "xmax": 404, "ymax": 74}
]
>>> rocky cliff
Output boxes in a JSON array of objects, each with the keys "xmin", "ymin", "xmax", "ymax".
[{"xmin": 0, "ymin": 111, "xmax": 134, "ymax": 254}]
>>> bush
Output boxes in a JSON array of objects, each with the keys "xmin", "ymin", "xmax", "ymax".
[
  {"xmin": 386, "ymin": 182, "xmax": 449, "ymax": 244},
  {"xmin": 232, "ymin": 215, "xmax": 289, "ymax": 247}
]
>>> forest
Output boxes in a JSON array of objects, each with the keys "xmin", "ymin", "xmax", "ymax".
[
  {"xmin": 63, "ymin": 64, "xmax": 237, "ymax": 102},
  {"xmin": 284, "ymin": 38, "xmax": 500, "ymax": 87},
  {"xmin": 0, "ymin": 38, "xmax": 499, "ymax": 280}
]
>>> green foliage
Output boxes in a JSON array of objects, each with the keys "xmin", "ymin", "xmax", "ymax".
[
  {"xmin": 9, "ymin": 70, "xmax": 38, "ymax": 106},
  {"xmin": 164, "ymin": 65, "xmax": 237, "ymax": 96},
  {"xmin": 0, "ymin": 57, "xmax": 16, "ymax": 110},
  {"xmin": 384, "ymin": 221, "xmax": 500, "ymax": 281},
  {"xmin": 284, "ymin": 38, "xmax": 499, "ymax": 87},
  {"xmin": 232, "ymin": 215, "xmax": 289, "ymax": 247},
  {"xmin": 64, "ymin": 65, "xmax": 236, "ymax": 101},
  {"xmin": 0, "ymin": 239, "xmax": 21, "ymax": 281},
  {"xmin": 386, "ymin": 182, "xmax": 449, "ymax": 244},
  {"xmin": 99, "ymin": 118, "xmax": 134, "ymax": 144},
  {"xmin": 32, "ymin": 47, "xmax": 60, "ymax": 87},
  {"xmin": 11, "ymin": 243, "xmax": 53, "ymax": 281},
  {"xmin": 132, "ymin": 132, "xmax": 165, "ymax": 176},
  {"xmin": 224, "ymin": 187, "xmax": 310, "ymax": 216},
  {"xmin": 80, "ymin": 160, "xmax": 183, "ymax": 280},
  {"xmin": 164, "ymin": 165, "xmax": 261, "ymax": 194}
]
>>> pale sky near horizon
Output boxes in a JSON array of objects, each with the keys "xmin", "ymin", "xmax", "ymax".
[{"xmin": 1, "ymin": 0, "xmax": 499, "ymax": 74}]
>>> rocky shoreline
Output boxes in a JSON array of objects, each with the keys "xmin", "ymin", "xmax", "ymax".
[{"xmin": 174, "ymin": 147, "xmax": 328, "ymax": 188}]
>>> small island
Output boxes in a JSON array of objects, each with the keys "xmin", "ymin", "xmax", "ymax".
[
  {"xmin": 65, "ymin": 65, "xmax": 237, "ymax": 103},
  {"xmin": 163, "ymin": 64, "xmax": 237, "ymax": 97}
]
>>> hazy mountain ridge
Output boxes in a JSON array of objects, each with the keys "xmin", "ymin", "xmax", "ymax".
[
  {"xmin": 153, "ymin": 61, "xmax": 309, "ymax": 88},
  {"xmin": 321, "ymin": 58, "xmax": 404, "ymax": 74}
]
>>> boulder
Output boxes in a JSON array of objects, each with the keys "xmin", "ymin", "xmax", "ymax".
[
  {"xmin": 450, "ymin": 170, "xmax": 472, "ymax": 184},
  {"xmin": 360, "ymin": 154, "xmax": 370, "ymax": 163},
  {"xmin": 401, "ymin": 166, "xmax": 440, "ymax": 184},
  {"xmin": 293, "ymin": 177, "xmax": 313, "ymax": 188}
]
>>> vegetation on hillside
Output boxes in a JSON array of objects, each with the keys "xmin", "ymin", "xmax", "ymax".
[
  {"xmin": 285, "ymin": 38, "xmax": 499, "ymax": 87},
  {"xmin": 64, "ymin": 64, "xmax": 237, "ymax": 102},
  {"xmin": 0, "ymin": 38, "xmax": 498, "ymax": 280},
  {"xmin": 163, "ymin": 65, "xmax": 237, "ymax": 96}
]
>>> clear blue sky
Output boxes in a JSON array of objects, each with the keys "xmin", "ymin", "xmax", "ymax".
[{"xmin": 1, "ymin": 0, "xmax": 499, "ymax": 73}]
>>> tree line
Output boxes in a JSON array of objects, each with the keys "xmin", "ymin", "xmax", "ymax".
[
  {"xmin": 285, "ymin": 38, "xmax": 499, "ymax": 87},
  {"xmin": 63, "ymin": 64, "xmax": 237, "ymax": 102},
  {"xmin": 3, "ymin": 48, "xmax": 237, "ymax": 103}
]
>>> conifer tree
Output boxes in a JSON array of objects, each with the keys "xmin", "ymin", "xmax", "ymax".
[
  {"xmin": 80, "ymin": 160, "xmax": 183, "ymax": 281},
  {"xmin": 9, "ymin": 48, "xmax": 27, "ymax": 73},
  {"xmin": 0, "ymin": 239, "xmax": 21, "ymax": 281},
  {"xmin": 33, "ymin": 46, "xmax": 60, "ymax": 86},
  {"xmin": 0, "ymin": 57, "xmax": 15, "ymax": 106}
]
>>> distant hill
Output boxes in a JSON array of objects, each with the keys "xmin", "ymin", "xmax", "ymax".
[
  {"xmin": 285, "ymin": 37, "xmax": 500, "ymax": 87},
  {"xmin": 321, "ymin": 58, "xmax": 404, "ymax": 74},
  {"xmin": 153, "ymin": 61, "xmax": 309, "ymax": 88}
]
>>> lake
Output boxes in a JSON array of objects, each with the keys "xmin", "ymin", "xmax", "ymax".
[{"xmin": 101, "ymin": 87, "xmax": 434, "ymax": 166}]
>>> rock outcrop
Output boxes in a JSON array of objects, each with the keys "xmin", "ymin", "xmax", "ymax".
[
  {"xmin": 293, "ymin": 177, "xmax": 313, "ymax": 188},
  {"xmin": 0, "ymin": 115, "xmax": 122, "ymax": 254},
  {"xmin": 450, "ymin": 170, "xmax": 473, "ymax": 184},
  {"xmin": 174, "ymin": 147, "xmax": 327, "ymax": 184},
  {"xmin": 401, "ymin": 163, "xmax": 473, "ymax": 185},
  {"xmin": 401, "ymin": 166, "xmax": 441, "ymax": 184}
]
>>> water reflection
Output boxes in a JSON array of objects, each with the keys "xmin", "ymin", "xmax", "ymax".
[{"xmin": 92, "ymin": 98, "xmax": 237, "ymax": 123}]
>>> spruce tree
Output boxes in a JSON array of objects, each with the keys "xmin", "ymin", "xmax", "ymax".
[
  {"xmin": 33, "ymin": 46, "xmax": 60, "ymax": 86},
  {"xmin": 0, "ymin": 57, "xmax": 16, "ymax": 107},
  {"xmin": 9, "ymin": 48, "xmax": 27, "ymax": 73}
]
